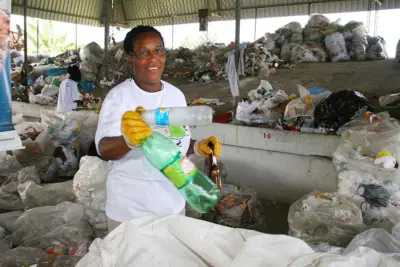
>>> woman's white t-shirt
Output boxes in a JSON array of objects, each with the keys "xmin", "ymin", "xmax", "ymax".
[
  {"xmin": 56, "ymin": 79, "xmax": 81, "ymax": 112},
  {"xmin": 95, "ymin": 80, "xmax": 190, "ymax": 222}
]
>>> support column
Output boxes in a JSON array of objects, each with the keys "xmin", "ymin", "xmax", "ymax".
[
  {"xmin": 103, "ymin": 0, "xmax": 110, "ymax": 78},
  {"xmin": 23, "ymin": 0, "xmax": 28, "ymax": 88}
]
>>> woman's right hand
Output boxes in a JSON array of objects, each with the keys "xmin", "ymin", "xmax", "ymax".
[{"xmin": 121, "ymin": 107, "xmax": 152, "ymax": 148}]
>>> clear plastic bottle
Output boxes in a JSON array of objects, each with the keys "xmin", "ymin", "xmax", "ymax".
[
  {"xmin": 141, "ymin": 106, "xmax": 213, "ymax": 126},
  {"xmin": 141, "ymin": 131, "xmax": 220, "ymax": 213}
]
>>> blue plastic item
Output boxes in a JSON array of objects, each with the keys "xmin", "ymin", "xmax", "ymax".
[
  {"xmin": 79, "ymin": 81, "xmax": 94, "ymax": 93},
  {"xmin": 309, "ymin": 87, "xmax": 326, "ymax": 95},
  {"xmin": 47, "ymin": 68, "xmax": 68, "ymax": 77}
]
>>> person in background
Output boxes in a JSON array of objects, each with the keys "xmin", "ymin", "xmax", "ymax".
[
  {"xmin": 95, "ymin": 25, "xmax": 222, "ymax": 233},
  {"xmin": 56, "ymin": 65, "xmax": 82, "ymax": 112}
]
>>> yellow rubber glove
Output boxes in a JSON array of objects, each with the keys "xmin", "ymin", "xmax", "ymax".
[
  {"xmin": 121, "ymin": 107, "xmax": 152, "ymax": 148},
  {"xmin": 195, "ymin": 136, "xmax": 222, "ymax": 157}
]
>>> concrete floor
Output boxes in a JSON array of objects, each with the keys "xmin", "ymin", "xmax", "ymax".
[
  {"xmin": 166, "ymin": 59, "xmax": 400, "ymax": 115},
  {"xmin": 167, "ymin": 59, "xmax": 399, "ymax": 235}
]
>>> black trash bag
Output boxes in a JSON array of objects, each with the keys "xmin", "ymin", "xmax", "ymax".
[{"xmin": 314, "ymin": 90, "xmax": 373, "ymax": 130}]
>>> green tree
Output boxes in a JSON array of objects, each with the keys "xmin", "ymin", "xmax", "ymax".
[{"xmin": 26, "ymin": 19, "xmax": 76, "ymax": 55}]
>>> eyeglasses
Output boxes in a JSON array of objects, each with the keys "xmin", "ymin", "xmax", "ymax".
[{"xmin": 133, "ymin": 48, "xmax": 166, "ymax": 59}]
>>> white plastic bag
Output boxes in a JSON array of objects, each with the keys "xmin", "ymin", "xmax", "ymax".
[
  {"xmin": 41, "ymin": 83, "xmax": 59, "ymax": 96},
  {"xmin": 80, "ymin": 42, "xmax": 104, "ymax": 65},
  {"xmin": 291, "ymin": 44, "xmax": 319, "ymax": 63},
  {"xmin": 284, "ymin": 85, "xmax": 330, "ymax": 121},
  {"xmin": 29, "ymin": 92, "xmax": 56, "ymax": 105},
  {"xmin": 325, "ymin": 32, "xmax": 350, "ymax": 62},
  {"xmin": 73, "ymin": 156, "xmax": 108, "ymax": 237},
  {"xmin": 13, "ymin": 123, "xmax": 55, "ymax": 181},
  {"xmin": 41, "ymin": 111, "xmax": 81, "ymax": 177},
  {"xmin": 76, "ymin": 214, "xmax": 399, "ymax": 267},
  {"xmin": 380, "ymin": 94, "xmax": 400, "ymax": 107}
]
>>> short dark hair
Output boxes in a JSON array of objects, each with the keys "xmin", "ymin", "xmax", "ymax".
[
  {"xmin": 123, "ymin": 25, "xmax": 165, "ymax": 55},
  {"xmin": 68, "ymin": 65, "xmax": 81, "ymax": 82}
]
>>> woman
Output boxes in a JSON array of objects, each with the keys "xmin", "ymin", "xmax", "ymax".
[
  {"xmin": 56, "ymin": 65, "xmax": 82, "ymax": 112},
  {"xmin": 95, "ymin": 26, "xmax": 222, "ymax": 232}
]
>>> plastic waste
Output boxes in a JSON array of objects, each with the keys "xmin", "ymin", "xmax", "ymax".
[
  {"xmin": 314, "ymin": 90, "xmax": 373, "ymax": 131},
  {"xmin": 141, "ymin": 131, "xmax": 221, "ymax": 213},
  {"xmin": 36, "ymin": 254, "xmax": 82, "ymax": 267},
  {"xmin": 366, "ymin": 36, "xmax": 388, "ymax": 60},
  {"xmin": 13, "ymin": 123, "xmax": 56, "ymax": 182},
  {"xmin": 0, "ymin": 246, "xmax": 47, "ymax": 267},
  {"xmin": 288, "ymin": 191, "xmax": 365, "ymax": 246},
  {"xmin": 73, "ymin": 156, "xmax": 108, "ymax": 237},
  {"xmin": 309, "ymin": 87, "xmax": 326, "ymax": 95},
  {"xmin": 344, "ymin": 228, "xmax": 400, "ymax": 261},
  {"xmin": 0, "ymin": 234, "xmax": 12, "ymax": 253},
  {"xmin": 18, "ymin": 180, "xmax": 75, "ymax": 210},
  {"xmin": 141, "ymin": 106, "xmax": 213, "ymax": 126},
  {"xmin": 41, "ymin": 111, "xmax": 81, "ymax": 177},
  {"xmin": 310, "ymin": 243, "xmax": 344, "ymax": 254},
  {"xmin": 0, "ymin": 210, "xmax": 23, "ymax": 232},
  {"xmin": 11, "ymin": 202, "xmax": 87, "ymax": 249},
  {"xmin": 380, "ymin": 94, "xmax": 400, "ymax": 107},
  {"xmin": 0, "ymin": 167, "xmax": 41, "ymax": 211},
  {"xmin": 284, "ymin": 85, "xmax": 330, "ymax": 122},
  {"xmin": 325, "ymin": 32, "xmax": 350, "ymax": 62},
  {"xmin": 216, "ymin": 187, "xmax": 266, "ymax": 232},
  {"xmin": 0, "ymin": 154, "xmax": 23, "ymax": 175}
]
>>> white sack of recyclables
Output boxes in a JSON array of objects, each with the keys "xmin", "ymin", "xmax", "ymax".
[{"xmin": 76, "ymin": 215, "xmax": 399, "ymax": 267}]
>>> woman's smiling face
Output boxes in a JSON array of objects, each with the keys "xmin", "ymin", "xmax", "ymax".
[{"xmin": 129, "ymin": 32, "xmax": 166, "ymax": 86}]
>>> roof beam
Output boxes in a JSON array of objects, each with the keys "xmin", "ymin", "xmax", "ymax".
[
  {"xmin": 113, "ymin": 0, "xmax": 354, "ymax": 24},
  {"xmin": 120, "ymin": 0, "xmax": 128, "ymax": 21},
  {"xmin": 12, "ymin": 3, "xmax": 99, "ymax": 21}
]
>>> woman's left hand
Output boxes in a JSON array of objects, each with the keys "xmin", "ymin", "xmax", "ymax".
[{"xmin": 195, "ymin": 136, "xmax": 222, "ymax": 157}]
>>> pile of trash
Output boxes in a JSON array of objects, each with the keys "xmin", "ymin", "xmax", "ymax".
[
  {"xmin": 280, "ymin": 14, "xmax": 387, "ymax": 63},
  {"xmin": 288, "ymin": 110, "xmax": 400, "ymax": 249},
  {"xmin": 186, "ymin": 154, "xmax": 267, "ymax": 233},
  {"xmin": 235, "ymin": 80, "xmax": 373, "ymax": 134},
  {"xmin": 162, "ymin": 14, "xmax": 387, "ymax": 83},
  {"xmin": 11, "ymin": 43, "xmax": 102, "ymax": 110},
  {"xmin": 0, "ymin": 109, "xmax": 100, "ymax": 265}
]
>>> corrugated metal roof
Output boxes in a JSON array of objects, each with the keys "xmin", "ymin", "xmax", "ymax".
[
  {"xmin": 9, "ymin": 0, "xmax": 400, "ymax": 27},
  {"xmin": 12, "ymin": 0, "xmax": 103, "ymax": 26},
  {"xmin": 112, "ymin": 0, "xmax": 400, "ymax": 27}
]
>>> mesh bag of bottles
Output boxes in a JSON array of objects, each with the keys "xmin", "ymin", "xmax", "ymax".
[
  {"xmin": 41, "ymin": 110, "xmax": 81, "ymax": 177},
  {"xmin": 288, "ymin": 191, "xmax": 366, "ymax": 247}
]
